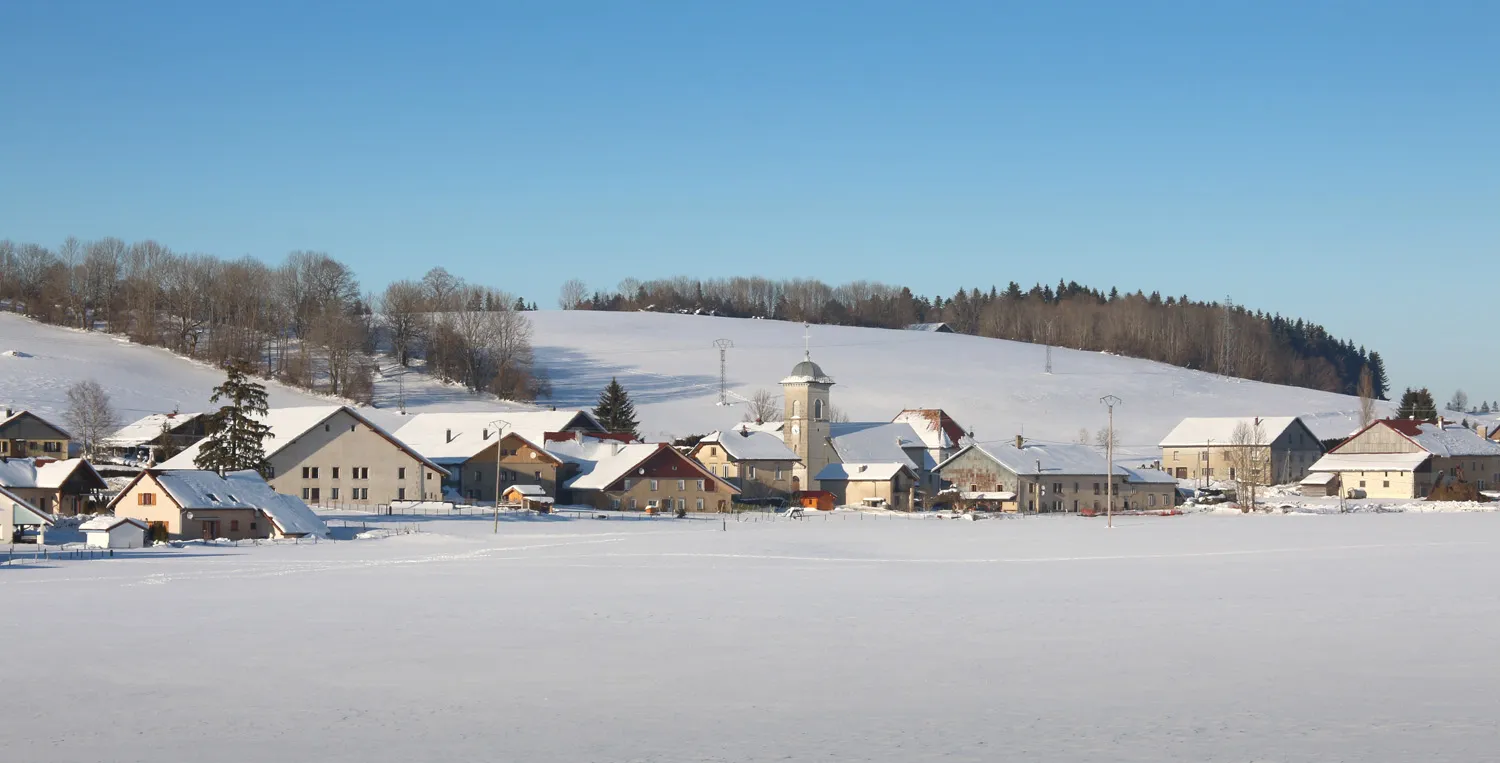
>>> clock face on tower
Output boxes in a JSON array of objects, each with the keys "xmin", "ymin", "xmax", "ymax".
[{"xmin": 791, "ymin": 424, "xmax": 801, "ymax": 437}]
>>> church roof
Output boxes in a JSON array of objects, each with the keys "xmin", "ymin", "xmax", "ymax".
[{"xmin": 781, "ymin": 358, "xmax": 834, "ymax": 385}]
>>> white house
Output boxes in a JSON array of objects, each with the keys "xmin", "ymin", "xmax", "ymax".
[
  {"xmin": 80, "ymin": 516, "xmax": 148, "ymax": 549},
  {"xmin": 1, "ymin": 484, "xmax": 53, "ymax": 543}
]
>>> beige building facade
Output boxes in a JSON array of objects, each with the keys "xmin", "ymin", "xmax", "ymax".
[
  {"xmin": 689, "ymin": 430, "xmax": 800, "ymax": 499},
  {"xmin": 1310, "ymin": 419, "xmax": 1500, "ymax": 499},
  {"xmin": 1159, "ymin": 417, "xmax": 1324, "ymax": 485}
]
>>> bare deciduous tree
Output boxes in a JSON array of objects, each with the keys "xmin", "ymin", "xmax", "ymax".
[
  {"xmin": 65, "ymin": 379, "xmax": 119, "ymax": 457},
  {"xmin": 558, "ymin": 278, "xmax": 588, "ymax": 310},
  {"xmin": 1225, "ymin": 419, "xmax": 1268, "ymax": 512},
  {"xmin": 743, "ymin": 389, "xmax": 783, "ymax": 424},
  {"xmin": 379, "ymin": 280, "xmax": 427, "ymax": 366}
]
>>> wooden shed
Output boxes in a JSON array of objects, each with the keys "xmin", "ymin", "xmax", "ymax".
[
  {"xmin": 1299, "ymin": 471, "xmax": 1339, "ymax": 497},
  {"xmin": 795, "ymin": 490, "xmax": 836, "ymax": 511}
]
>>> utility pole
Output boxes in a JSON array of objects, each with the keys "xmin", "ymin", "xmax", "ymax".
[
  {"xmin": 490, "ymin": 419, "xmax": 509, "ymax": 533},
  {"xmin": 713, "ymin": 339, "xmax": 734, "ymax": 406},
  {"xmin": 1100, "ymin": 395, "xmax": 1122, "ymax": 528}
]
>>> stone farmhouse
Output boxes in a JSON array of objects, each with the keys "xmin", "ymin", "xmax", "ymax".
[
  {"xmin": 1158, "ymin": 416, "xmax": 1324, "ymax": 485},
  {"xmin": 1308, "ymin": 418, "xmax": 1500, "ymax": 499}
]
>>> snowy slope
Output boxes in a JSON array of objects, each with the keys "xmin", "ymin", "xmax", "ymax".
[
  {"xmin": 10, "ymin": 309, "xmax": 1480, "ymax": 458},
  {"xmin": 524, "ymin": 311, "xmax": 1405, "ymax": 455}
]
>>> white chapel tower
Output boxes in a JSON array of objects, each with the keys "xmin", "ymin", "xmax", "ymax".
[{"xmin": 781, "ymin": 341, "xmax": 835, "ymax": 490}]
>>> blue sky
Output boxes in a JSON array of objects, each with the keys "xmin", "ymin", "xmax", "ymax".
[{"xmin": 1, "ymin": 1, "xmax": 1495, "ymax": 400}]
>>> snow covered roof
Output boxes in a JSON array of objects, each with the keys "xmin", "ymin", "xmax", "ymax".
[
  {"xmin": 829, "ymin": 422, "xmax": 933, "ymax": 470},
  {"xmin": 105, "ymin": 412, "xmax": 203, "ymax": 448},
  {"xmin": 0, "ymin": 485, "xmax": 52, "ymax": 525},
  {"xmin": 780, "ymin": 357, "xmax": 835, "ymax": 385},
  {"xmin": 158, "ymin": 405, "xmax": 447, "ymax": 475},
  {"xmin": 936, "ymin": 442, "xmax": 1113, "ymax": 477},
  {"xmin": 0, "ymin": 458, "xmax": 105, "ymax": 491},
  {"xmin": 905, "ymin": 323, "xmax": 953, "ymax": 333},
  {"xmin": 890, "ymin": 409, "xmax": 968, "ymax": 451},
  {"xmin": 698, "ymin": 430, "xmax": 800, "ymax": 462},
  {"xmin": 1367, "ymin": 420, "xmax": 1500, "ymax": 458},
  {"xmin": 733, "ymin": 420, "xmax": 784, "ymax": 435},
  {"xmin": 1157, "ymin": 417, "xmax": 1310, "ymax": 447},
  {"xmin": 393, "ymin": 410, "xmax": 602, "ymax": 463},
  {"xmin": 1118, "ymin": 466, "xmax": 1178, "ymax": 485},
  {"xmin": 551, "ymin": 441, "xmax": 663, "ymax": 491},
  {"xmin": 505, "ymin": 484, "xmax": 547, "ymax": 497},
  {"xmin": 1299, "ymin": 472, "xmax": 1338, "ymax": 486},
  {"xmin": 1309, "ymin": 452, "xmax": 1431, "ymax": 473},
  {"xmin": 815, "ymin": 462, "xmax": 914, "ymax": 482},
  {"xmin": 956, "ymin": 491, "xmax": 1015, "ymax": 501},
  {"xmin": 80, "ymin": 516, "xmax": 148, "ymax": 532},
  {"xmin": 139, "ymin": 469, "xmax": 329, "ymax": 537},
  {"xmin": 0, "ymin": 409, "xmax": 72, "ymax": 439}
]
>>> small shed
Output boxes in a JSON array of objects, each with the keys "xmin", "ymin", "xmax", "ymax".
[
  {"xmin": 502, "ymin": 484, "xmax": 554, "ymax": 512},
  {"xmin": 80, "ymin": 516, "xmax": 148, "ymax": 549},
  {"xmin": 1299, "ymin": 471, "xmax": 1339, "ymax": 497},
  {"xmin": 795, "ymin": 490, "xmax": 836, "ymax": 511}
]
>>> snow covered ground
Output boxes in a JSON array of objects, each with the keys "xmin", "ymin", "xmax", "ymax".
[
  {"xmin": 10, "ymin": 309, "xmax": 1496, "ymax": 459},
  {"xmin": 3, "ymin": 510, "xmax": 1497, "ymax": 761}
]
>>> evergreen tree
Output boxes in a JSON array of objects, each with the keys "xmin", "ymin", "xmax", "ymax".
[
  {"xmin": 1395, "ymin": 387, "xmax": 1438, "ymax": 422},
  {"xmin": 1481, "ymin": 401, "xmax": 1492, "ymax": 414},
  {"xmin": 1367, "ymin": 351, "xmax": 1390, "ymax": 400},
  {"xmin": 592, "ymin": 377, "xmax": 640, "ymax": 438},
  {"xmin": 194, "ymin": 359, "xmax": 273, "ymax": 476}
]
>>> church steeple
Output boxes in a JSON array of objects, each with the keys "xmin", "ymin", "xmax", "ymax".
[{"xmin": 781, "ymin": 329, "xmax": 835, "ymax": 489}]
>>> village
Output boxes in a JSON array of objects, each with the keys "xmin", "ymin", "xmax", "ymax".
[{"xmin": 7, "ymin": 345, "xmax": 1500, "ymax": 552}]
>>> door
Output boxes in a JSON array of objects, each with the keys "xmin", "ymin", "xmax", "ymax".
[
  {"xmin": 310, "ymin": 488, "xmax": 321, "ymax": 504},
  {"xmin": 201, "ymin": 520, "xmax": 219, "ymax": 540}
]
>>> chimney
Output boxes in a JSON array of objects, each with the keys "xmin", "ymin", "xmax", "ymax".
[
  {"xmin": 1015, "ymin": 435, "xmax": 1025, "ymax": 449},
  {"xmin": 740, "ymin": 429, "xmax": 750, "ymax": 438},
  {"xmin": 445, "ymin": 428, "xmax": 453, "ymax": 443},
  {"xmin": 483, "ymin": 428, "xmax": 491, "ymax": 440}
]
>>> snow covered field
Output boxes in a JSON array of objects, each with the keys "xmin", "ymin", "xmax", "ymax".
[
  {"xmin": 4, "ymin": 310, "xmax": 1429, "ymax": 460},
  {"xmin": 3, "ymin": 511, "xmax": 1497, "ymax": 762}
]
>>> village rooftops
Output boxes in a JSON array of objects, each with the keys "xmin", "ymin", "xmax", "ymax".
[
  {"xmin": 699, "ymin": 430, "xmax": 800, "ymax": 461},
  {"xmin": 547, "ymin": 439, "xmax": 735, "ymax": 493},
  {"xmin": 1117, "ymin": 465, "xmax": 1179, "ymax": 484},
  {"xmin": 157, "ymin": 405, "xmax": 448, "ymax": 475},
  {"xmin": 1157, "ymin": 416, "xmax": 1310, "ymax": 447},
  {"xmin": 936, "ymin": 442, "xmax": 1116, "ymax": 477},
  {"xmin": 393, "ymin": 410, "xmax": 604, "ymax": 463},
  {"xmin": 815, "ymin": 462, "xmax": 914, "ymax": 481},
  {"xmin": 79, "ymin": 515, "xmax": 149, "ymax": 533},
  {"xmin": 828, "ymin": 422, "xmax": 935, "ymax": 471},
  {"xmin": 890, "ymin": 409, "xmax": 968, "ymax": 451},
  {"xmin": 0, "ymin": 458, "xmax": 106, "ymax": 491},
  {"xmin": 105, "ymin": 411, "xmax": 203, "ymax": 448},
  {"xmin": 113, "ymin": 469, "xmax": 329, "ymax": 537},
  {"xmin": 1309, "ymin": 452, "xmax": 1432, "ymax": 473},
  {"xmin": 1364, "ymin": 419, "xmax": 1500, "ymax": 458}
]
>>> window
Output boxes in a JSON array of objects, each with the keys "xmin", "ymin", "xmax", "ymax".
[
  {"xmin": 650, "ymin": 479, "xmax": 659, "ymax": 491},
  {"xmin": 1383, "ymin": 481, "xmax": 1390, "ymax": 488},
  {"xmin": 1359, "ymin": 480, "xmax": 1366, "ymax": 487},
  {"xmin": 747, "ymin": 466, "xmax": 757, "ymax": 479},
  {"xmin": 230, "ymin": 520, "xmax": 240, "ymax": 531},
  {"xmin": 1205, "ymin": 468, "xmax": 1214, "ymax": 477},
  {"xmin": 677, "ymin": 480, "xmax": 686, "ymax": 491},
  {"xmin": 398, "ymin": 488, "xmax": 406, "ymax": 500},
  {"xmin": 814, "ymin": 399, "xmax": 824, "ymax": 420},
  {"xmin": 138, "ymin": 492, "xmax": 156, "ymax": 506},
  {"xmin": 792, "ymin": 400, "xmax": 801, "ymax": 418},
  {"xmin": 623, "ymin": 478, "xmax": 634, "ymax": 490},
  {"xmin": 360, "ymin": 488, "xmax": 369, "ymax": 500},
  {"xmin": 398, "ymin": 467, "xmax": 407, "ymax": 480},
  {"xmin": 776, "ymin": 468, "xmax": 783, "ymax": 480},
  {"xmin": 996, "ymin": 483, "xmax": 1004, "ymax": 492},
  {"xmin": 677, "ymin": 498, "xmax": 686, "ymax": 510},
  {"xmin": 250, "ymin": 522, "xmax": 257, "ymax": 530},
  {"xmin": 302, "ymin": 467, "xmax": 310, "ymax": 479},
  {"xmin": 1073, "ymin": 482, "xmax": 1079, "ymax": 492},
  {"xmin": 696, "ymin": 480, "xmax": 705, "ymax": 490},
  {"xmin": 43, "ymin": 441, "xmax": 62, "ymax": 453},
  {"xmin": 331, "ymin": 487, "xmax": 340, "ymax": 500},
  {"xmin": 332, "ymin": 467, "xmax": 340, "ymax": 479},
  {"xmin": 324, "ymin": 423, "xmax": 330, "ymax": 432},
  {"xmin": 723, "ymin": 465, "xmax": 732, "ymax": 478},
  {"xmin": 302, "ymin": 487, "xmax": 311, "ymax": 499},
  {"xmin": 204, "ymin": 493, "xmax": 219, "ymax": 502},
  {"xmin": 1148, "ymin": 494, "xmax": 1157, "ymax": 507},
  {"xmin": 1052, "ymin": 482, "xmax": 1063, "ymax": 494},
  {"xmin": 969, "ymin": 484, "xmax": 978, "ymax": 492},
  {"xmin": 611, "ymin": 498, "xmax": 621, "ymax": 509},
  {"xmin": 696, "ymin": 498, "xmax": 704, "ymax": 510},
  {"xmin": 629, "ymin": 498, "xmax": 637, "ymax": 509}
]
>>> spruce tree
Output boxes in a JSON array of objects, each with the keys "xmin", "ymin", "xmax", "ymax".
[
  {"xmin": 1367, "ymin": 352, "xmax": 1390, "ymax": 400},
  {"xmin": 195, "ymin": 359, "xmax": 273, "ymax": 476},
  {"xmin": 1395, "ymin": 387, "xmax": 1438, "ymax": 422},
  {"xmin": 592, "ymin": 377, "xmax": 640, "ymax": 439}
]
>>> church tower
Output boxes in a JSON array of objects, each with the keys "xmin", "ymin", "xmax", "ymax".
[{"xmin": 781, "ymin": 345, "xmax": 835, "ymax": 490}]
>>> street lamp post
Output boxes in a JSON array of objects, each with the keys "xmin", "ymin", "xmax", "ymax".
[
  {"xmin": 1100, "ymin": 395, "xmax": 1122, "ymax": 528},
  {"xmin": 490, "ymin": 419, "xmax": 509, "ymax": 534}
]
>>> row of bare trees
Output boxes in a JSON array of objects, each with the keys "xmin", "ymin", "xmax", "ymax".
[
  {"xmin": 0, "ymin": 238, "xmax": 544, "ymax": 403},
  {"xmin": 564, "ymin": 276, "xmax": 1384, "ymax": 397},
  {"xmin": 379, "ymin": 268, "xmax": 547, "ymax": 400}
]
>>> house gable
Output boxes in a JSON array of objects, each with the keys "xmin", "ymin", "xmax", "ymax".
[
  {"xmin": 1332, "ymin": 421, "xmax": 1427, "ymax": 455},
  {"xmin": 0, "ymin": 411, "xmax": 72, "ymax": 442}
]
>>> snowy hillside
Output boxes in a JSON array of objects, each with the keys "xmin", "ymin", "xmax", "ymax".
[
  {"xmin": 2, "ymin": 310, "xmax": 1444, "ymax": 458},
  {"xmin": 525, "ymin": 311, "xmax": 1399, "ymax": 455}
]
